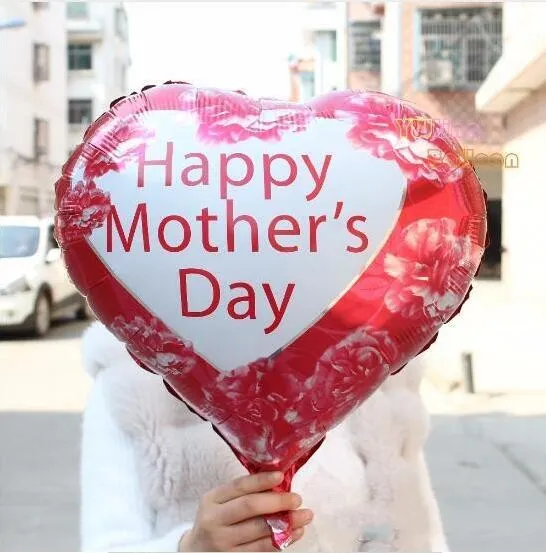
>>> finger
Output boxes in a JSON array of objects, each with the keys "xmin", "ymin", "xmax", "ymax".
[
  {"xmin": 233, "ymin": 527, "xmax": 305, "ymax": 552},
  {"xmin": 219, "ymin": 492, "xmax": 302, "ymax": 525},
  {"xmin": 227, "ymin": 509, "xmax": 314, "ymax": 544},
  {"xmin": 290, "ymin": 508, "xmax": 314, "ymax": 530},
  {"xmin": 212, "ymin": 472, "xmax": 284, "ymax": 504}
]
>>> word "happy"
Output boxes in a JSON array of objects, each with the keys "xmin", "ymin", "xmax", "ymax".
[{"xmin": 135, "ymin": 143, "xmax": 333, "ymax": 202}]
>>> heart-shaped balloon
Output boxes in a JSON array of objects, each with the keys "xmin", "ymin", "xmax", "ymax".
[{"xmin": 55, "ymin": 83, "xmax": 486, "ymax": 548}]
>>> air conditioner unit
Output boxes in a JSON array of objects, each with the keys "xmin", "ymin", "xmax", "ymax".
[{"xmin": 420, "ymin": 59, "xmax": 454, "ymax": 89}]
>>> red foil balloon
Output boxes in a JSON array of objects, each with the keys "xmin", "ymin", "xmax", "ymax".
[{"xmin": 54, "ymin": 84, "xmax": 486, "ymax": 549}]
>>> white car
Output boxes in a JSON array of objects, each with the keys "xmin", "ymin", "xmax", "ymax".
[{"xmin": 0, "ymin": 215, "xmax": 92, "ymax": 337}]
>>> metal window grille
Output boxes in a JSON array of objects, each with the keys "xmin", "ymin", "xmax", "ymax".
[
  {"xmin": 68, "ymin": 43, "xmax": 92, "ymax": 70},
  {"xmin": 68, "ymin": 99, "xmax": 93, "ymax": 125},
  {"xmin": 419, "ymin": 7, "xmax": 502, "ymax": 90},
  {"xmin": 33, "ymin": 43, "xmax": 50, "ymax": 82},
  {"xmin": 349, "ymin": 20, "xmax": 381, "ymax": 72},
  {"xmin": 33, "ymin": 118, "xmax": 49, "ymax": 160}
]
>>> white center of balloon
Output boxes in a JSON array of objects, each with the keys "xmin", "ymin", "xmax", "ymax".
[{"xmin": 84, "ymin": 111, "xmax": 406, "ymax": 371}]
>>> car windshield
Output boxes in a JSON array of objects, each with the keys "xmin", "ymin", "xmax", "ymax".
[{"xmin": 0, "ymin": 225, "xmax": 40, "ymax": 258}]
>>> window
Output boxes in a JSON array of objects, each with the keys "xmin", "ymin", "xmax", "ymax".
[
  {"xmin": 66, "ymin": 1, "xmax": 89, "ymax": 19},
  {"xmin": 115, "ymin": 7, "xmax": 128, "ymax": 40},
  {"xmin": 0, "ymin": 226, "xmax": 41, "ymax": 258},
  {"xmin": 33, "ymin": 118, "xmax": 49, "ymax": 160},
  {"xmin": 117, "ymin": 61, "xmax": 128, "ymax": 92},
  {"xmin": 68, "ymin": 99, "xmax": 93, "ymax": 125},
  {"xmin": 300, "ymin": 72, "xmax": 315, "ymax": 101},
  {"xmin": 419, "ymin": 7, "xmax": 502, "ymax": 90},
  {"xmin": 349, "ymin": 20, "xmax": 381, "ymax": 71},
  {"xmin": 33, "ymin": 43, "xmax": 50, "ymax": 82},
  {"xmin": 476, "ymin": 198, "xmax": 502, "ymax": 280},
  {"xmin": 68, "ymin": 43, "xmax": 92, "ymax": 70},
  {"xmin": 314, "ymin": 30, "xmax": 337, "ymax": 62}
]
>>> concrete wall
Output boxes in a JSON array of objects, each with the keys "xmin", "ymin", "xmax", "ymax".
[
  {"xmin": 502, "ymin": 84, "xmax": 546, "ymax": 304},
  {"xmin": 502, "ymin": 1, "xmax": 546, "ymax": 50},
  {"xmin": 67, "ymin": 2, "xmax": 130, "ymax": 151},
  {"xmin": 398, "ymin": 1, "xmax": 504, "ymax": 153},
  {"xmin": 347, "ymin": 1, "xmax": 382, "ymax": 92},
  {"xmin": 423, "ymin": 2, "xmax": 546, "ymax": 393},
  {"xmin": 380, "ymin": 1, "xmax": 402, "ymax": 97},
  {"xmin": 0, "ymin": 0, "xmax": 67, "ymax": 215},
  {"xmin": 348, "ymin": 71, "xmax": 380, "ymax": 91}
]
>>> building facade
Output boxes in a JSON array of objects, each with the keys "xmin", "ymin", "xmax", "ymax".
[
  {"xmin": 382, "ymin": 1, "xmax": 504, "ymax": 278},
  {"xmin": 0, "ymin": 1, "xmax": 67, "ymax": 216},
  {"xmin": 67, "ymin": 1, "xmax": 130, "ymax": 155},
  {"xmin": 288, "ymin": 1, "xmax": 382, "ymax": 101},
  {"xmin": 0, "ymin": 1, "xmax": 130, "ymax": 216},
  {"xmin": 289, "ymin": 1, "xmax": 348, "ymax": 102},
  {"xmin": 386, "ymin": 1, "xmax": 544, "ymax": 392},
  {"xmin": 289, "ymin": 2, "xmax": 532, "ymax": 390},
  {"xmin": 291, "ymin": 1, "xmax": 504, "ymax": 276},
  {"xmin": 470, "ymin": 1, "xmax": 546, "ymax": 391},
  {"xmin": 346, "ymin": 1, "xmax": 382, "ymax": 91}
]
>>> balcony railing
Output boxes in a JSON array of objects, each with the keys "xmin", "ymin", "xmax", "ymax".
[
  {"xmin": 66, "ymin": 18, "xmax": 103, "ymax": 41},
  {"xmin": 418, "ymin": 7, "xmax": 502, "ymax": 90},
  {"xmin": 66, "ymin": 1, "xmax": 103, "ymax": 41},
  {"xmin": 349, "ymin": 20, "xmax": 381, "ymax": 72}
]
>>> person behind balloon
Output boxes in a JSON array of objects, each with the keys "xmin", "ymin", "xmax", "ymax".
[{"xmin": 79, "ymin": 321, "xmax": 448, "ymax": 552}]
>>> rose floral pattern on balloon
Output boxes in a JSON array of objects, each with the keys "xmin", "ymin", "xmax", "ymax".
[
  {"xmin": 310, "ymin": 90, "xmax": 466, "ymax": 186},
  {"xmin": 383, "ymin": 218, "xmax": 480, "ymax": 322},
  {"xmin": 55, "ymin": 83, "xmax": 486, "ymax": 550},
  {"xmin": 178, "ymin": 87, "xmax": 315, "ymax": 144}
]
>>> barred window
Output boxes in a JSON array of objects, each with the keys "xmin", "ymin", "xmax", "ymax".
[
  {"xmin": 68, "ymin": 99, "xmax": 93, "ymax": 125},
  {"xmin": 349, "ymin": 20, "xmax": 381, "ymax": 72},
  {"xmin": 33, "ymin": 43, "xmax": 50, "ymax": 82},
  {"xmin": 419, "ymin": 7, "xmax": 502, "ymax": 89},
  {"xmin": 33, "ymin": 118, "xmax": 49, "ymax": 160},
  {"xmin": 68, "ymin": 43, "xmax": 92, "ymax": 70}
]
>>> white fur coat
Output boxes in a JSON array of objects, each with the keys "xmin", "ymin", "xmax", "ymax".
[{"xmin": 80, "ymin": 322, "xmax": 448, "ymax": 552}]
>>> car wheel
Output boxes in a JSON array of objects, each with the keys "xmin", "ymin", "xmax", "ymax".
[
  {"xmin": 76, "ymin": 297, "xmax": 94, "ymax": 321},
  {"xmin": 32, "ymin": 292, "xmax": 52, "ymax": 337}
]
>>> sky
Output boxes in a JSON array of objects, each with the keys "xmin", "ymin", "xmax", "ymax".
[{"xmin": 126, "ymin": 2, "xmax": 306, "ymax": 99}]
